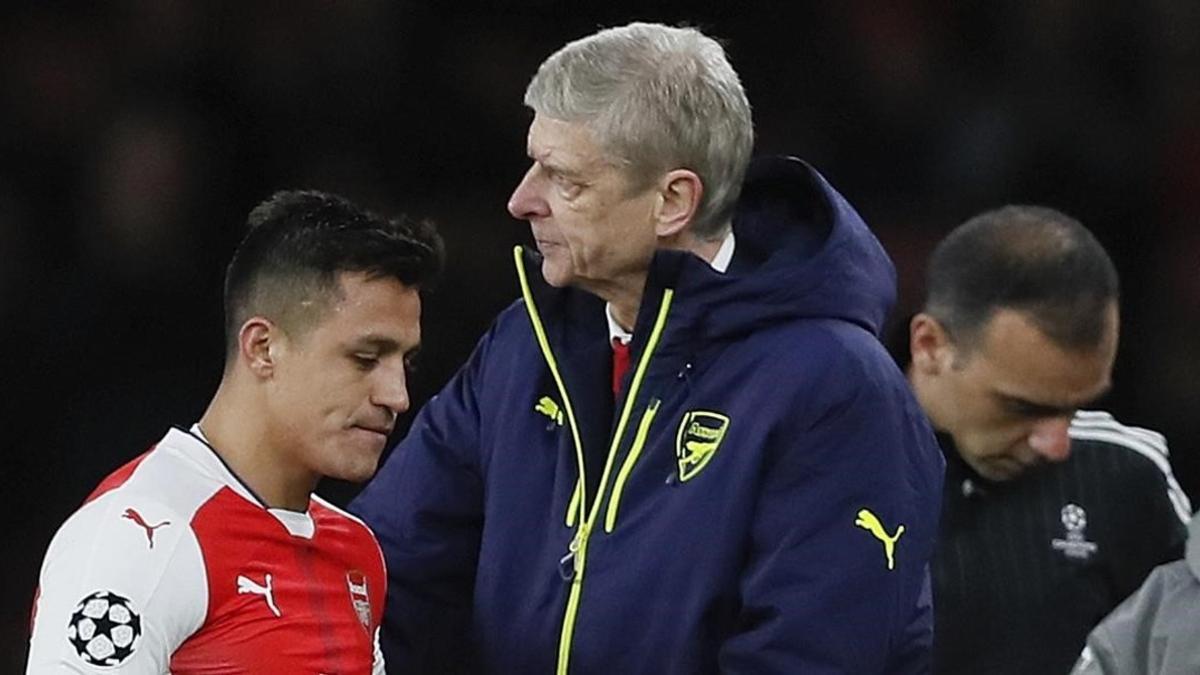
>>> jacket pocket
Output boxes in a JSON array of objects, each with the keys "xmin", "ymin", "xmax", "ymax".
[{"xmin": 604, "ymin": 398, "xmax": 661, "ymax": 532}]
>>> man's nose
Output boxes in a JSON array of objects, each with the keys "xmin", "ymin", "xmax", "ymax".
[
  {"xmin": 1028, "ymin": 416, "xmax": 1072, "ymax": 462},
  {"xmin": 373, "ymin": 370, "xmax": 410, "ymax": 418},
  {"xmin": 507, "ymin": 165, "xmax": 549, "ymax": 220}
]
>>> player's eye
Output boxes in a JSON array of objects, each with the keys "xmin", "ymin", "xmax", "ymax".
[{"xmin": 351, "ymin": 353, "xmax": 379, "ymax": 371}]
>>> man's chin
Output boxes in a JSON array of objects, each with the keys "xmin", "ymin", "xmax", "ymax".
[
  {"xmin": 538, "ymin": 260, "xmax": 572, "ymax": 287},
  {"xmin": 963, "ymin": 455, "xmax": 1021, "ymax": 482},
  {"xmin": 328, "ymin": 457, "xmax": 382, "ymax": 484},
  {"xmin": 979, "ymin": 458, "xmax": 1040, "ymax": 482}
]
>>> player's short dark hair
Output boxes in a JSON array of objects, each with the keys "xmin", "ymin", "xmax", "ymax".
[
  {"xmin": 223, "ymin": 190, "xmax": 444, "ymax": 358},
  {"xmin": 923, "ymin": 205, "xmax": 1118, "ymax": 351}
]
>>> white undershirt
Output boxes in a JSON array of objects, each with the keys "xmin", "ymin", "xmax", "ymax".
[{"xmin": 607, "ymin": 231, "xmax": 735, "ymax": 345}]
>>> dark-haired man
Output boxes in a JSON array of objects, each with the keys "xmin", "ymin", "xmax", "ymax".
[
  {"xmin": 27, "ymin": 191, "xmax": 443, "ymax": 673},
  {"xmin": 907, "ymin": 205, "xmax": 1191, "ymax": 675}
]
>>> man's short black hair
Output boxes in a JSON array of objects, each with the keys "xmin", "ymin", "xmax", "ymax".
[
  {"xmin": 223, "ymin": 190, "xmax": 444, "ymax": 357},
  {"xmin": 923, "ymin": 205, "xmax": 1118, "ymax": 350}
]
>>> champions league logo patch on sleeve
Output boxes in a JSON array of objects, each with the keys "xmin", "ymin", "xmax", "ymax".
[{"xmin": 67, "ymin": 590, "xmax": 143, "ymax": 666}]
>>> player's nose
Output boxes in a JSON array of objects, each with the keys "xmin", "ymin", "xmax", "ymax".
[{"xmin": 372, "ymin": 369, "xmax": 410, "ymax": 418}]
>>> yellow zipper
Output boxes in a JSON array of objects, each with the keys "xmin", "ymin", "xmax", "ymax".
[
  {"xmin": 566, "ymin": 480, "xmax": 582, "ymax": 527},
  {"xmin": 604, "ymin": 399, "xmax": 661, "ymax": 532},
  {"xmin": 514, "ymin": 247, "xmax": 590, "ymax": 525},
  {"xmin": 514, "ymin": 247, "xmax": 675, "ymax": 675},
  {"xmin": 553, "ymin": 290, "xmax": 672, "ymax": 674}
]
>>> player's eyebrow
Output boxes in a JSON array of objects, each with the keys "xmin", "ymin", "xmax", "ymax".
[{"xmin": 349, "ymin": 335, "xmax": 402, "ymax": 354}]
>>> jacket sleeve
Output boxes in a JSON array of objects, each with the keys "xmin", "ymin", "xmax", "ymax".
[
  {"xmin": 1069, "ymin": 560, "xmax": 1198, "ymax": 675},
  {"xmin": 718, "ymin": 354, "xmax": 943, "ymax": 674},
  {"xmin": 349, "ymin": 328, "xmax": 495, "ymax": 674}
]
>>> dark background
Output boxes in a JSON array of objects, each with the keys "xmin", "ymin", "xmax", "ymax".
[{"xmin": 3, "ymin": 2, "xmax": 1198, "ymax": 666}]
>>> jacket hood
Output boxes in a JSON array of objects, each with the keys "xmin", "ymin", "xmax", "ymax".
[{"xmin": 646, "ymin": 156, "xmax": 897, "ymax": 343}]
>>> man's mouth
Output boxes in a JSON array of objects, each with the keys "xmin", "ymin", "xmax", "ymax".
[{"xmin": 353, "ymin": 424, "xmax": 392, "ymax": 438}]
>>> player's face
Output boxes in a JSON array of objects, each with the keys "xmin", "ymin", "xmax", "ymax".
[
  {"xmin": 267, "ymin": 272, "xmax": 421, "ymax": 483},
  {"xmin": 507, "ymin": 114, "xmax": 661, "ymax": 295},
  {"xmin": 918, "ymin": 305, "xmax": 1117, "ymax": 481}
]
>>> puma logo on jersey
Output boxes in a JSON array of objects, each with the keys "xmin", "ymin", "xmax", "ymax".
[
  {"xmin": 237, "ymin": 573, "xmax": 281, "ymax": 617},
  {"xmin": 854, "ymin": 508, "xmax": 905, "ymax": 570},
  {"xmin": 122, "ymin": 508, "xmax": 170, "ymax": 549},
  {"xmin": 535, "ymin": 396, "xmax": 564, "ymax": 427}
]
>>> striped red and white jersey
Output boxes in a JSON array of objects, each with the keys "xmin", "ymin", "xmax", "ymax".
[{"xmin": 27, "ymin": 426, "xmax": 387, "ymax": 674}]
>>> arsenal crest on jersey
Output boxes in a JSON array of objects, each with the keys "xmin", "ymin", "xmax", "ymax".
[{"xmin": 346, "ymin": 571, "xmax": 372, "ymax": 634}]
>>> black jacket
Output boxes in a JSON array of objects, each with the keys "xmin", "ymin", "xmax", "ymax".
[{"xmin": 932, "ymin": 410, "xmax": 1191, "ymax": 675}]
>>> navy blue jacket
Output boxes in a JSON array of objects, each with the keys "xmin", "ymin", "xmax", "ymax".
[{"xmin": 351, "ymin": 157, "xmax": 944, "ymax": 674}]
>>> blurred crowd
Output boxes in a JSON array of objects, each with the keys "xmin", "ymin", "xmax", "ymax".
[{"xmin": 2, "ymin": 2, "xmax": 1198, "ymax": 667}]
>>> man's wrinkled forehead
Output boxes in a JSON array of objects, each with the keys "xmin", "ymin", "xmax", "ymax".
[
  {"xmin": 527, "ymin": 114, "xmax": 624, "ymax": 174},
  {"xmin": 528, "ymin": 116, "xmax": 581, "ymax": 159}
]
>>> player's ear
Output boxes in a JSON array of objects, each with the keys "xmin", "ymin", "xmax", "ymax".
[
  {"xmin": 910, "ymin": 313, "xmax": 953, "ymax": 375},
  {"xmin": 238, "ymin": 317, "xmax": 278, "ymax": 379}
]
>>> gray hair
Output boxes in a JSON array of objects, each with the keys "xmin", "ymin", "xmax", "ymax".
[{"xmin": 524, "ymin": 22, "xmax": 754, "ymax": 239}]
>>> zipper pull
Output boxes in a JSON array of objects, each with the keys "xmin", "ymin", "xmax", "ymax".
[{"xmin": 558, "ymin": 530, "xmax": 583, "ymax": 581}]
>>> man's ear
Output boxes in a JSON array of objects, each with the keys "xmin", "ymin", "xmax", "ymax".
[
  {"xmin": 654, "ymin": 169, "xmax": 703, "ymax": 239},
  {"xmin": 910, "ymin": 313, "xmax": 954, "ymax": 375},
  {"xmin": 238, "ymin": 317, "xmax": 278, "ymax": 379}
]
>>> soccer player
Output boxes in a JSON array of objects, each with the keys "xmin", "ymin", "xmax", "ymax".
[
  {"xmin": 352, "ymin": 22, "xmax": 944, "ymax": 673},
  {"xmin": 26, "ymin": 191, "xmax": 443, "ymax": 673},
  {"xmin": 907, "ymin": 205, "xmax": 1191, "ymax": 674}
]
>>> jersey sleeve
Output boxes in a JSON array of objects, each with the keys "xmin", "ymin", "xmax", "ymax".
[{"xmin": 26, "ymin": 491, "xmax": 207, "ymax": 673}]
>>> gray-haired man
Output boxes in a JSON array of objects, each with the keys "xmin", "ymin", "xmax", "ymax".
[{"xmin": 354, "ymin": 22, "xmax": 943, "ymax": 674}]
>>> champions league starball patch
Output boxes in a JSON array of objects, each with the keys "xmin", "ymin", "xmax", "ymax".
[{"xmin": 67, "ymin": 590, "xmax": 143, "ymax": 666}]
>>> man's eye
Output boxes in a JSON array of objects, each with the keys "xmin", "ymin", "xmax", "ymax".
[
  {"xmin": 1005, "ymin": 400, "xmax": 1072, "ymax": 419},
  {"xmin": 352, "ymin": 354, "xmax": 379, "ymax": 370},
  {"xmin": 550, "ymin": 173, "xmax": 582, "ymax": 197}
]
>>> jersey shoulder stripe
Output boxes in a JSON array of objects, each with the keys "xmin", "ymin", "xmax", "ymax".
[{"xmin": 1069, "ymin": 410, "xmax": 1193, "ymax": 523}]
